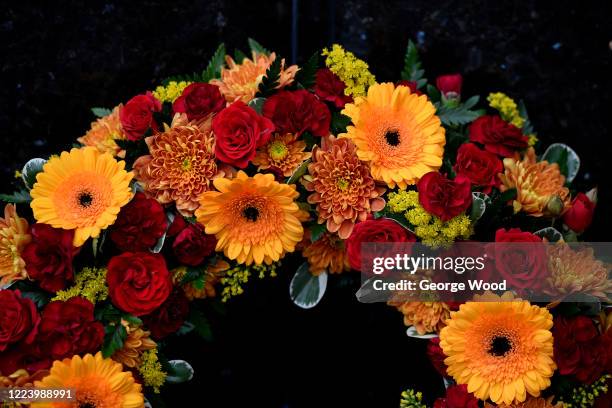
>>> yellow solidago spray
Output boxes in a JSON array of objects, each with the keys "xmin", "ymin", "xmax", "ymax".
[
  {"xmin": 487, "ymin": 92, "xmax": 525, "ymax": 128},
  {"xmin": 138, "ymin": 349, "xmax": 167, "ymax": 393},
  {"xmin": 220, "ymin": 262, "xmax": 279, "ymax": 302},
  {"xmin": 322, "ymin": 44, "xmax": 376, "ymax": 97},
  {"xmin": 152, "ymin": 80, "xmax": 192, "ymax": 103},
  {"xmin": 53, "ymin": 267, "xmax": 108, "ymax": 304},
  {"xmin": 399, "ymin": 389, "xmax": 427, "ymax": 408}
]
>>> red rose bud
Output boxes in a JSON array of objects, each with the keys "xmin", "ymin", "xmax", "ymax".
[
  {"xmin": 143, "ymin": 289, "xmax": 190, "ymax": 339},
  {"xmin": 436, "ymin": 73, "xmax": 463, "ymax": 98},
  {"xmin": 396, "ymin": 80, "xmax": 423, "ymax": 95},
  {"xmin": 110, "ymin": 192, "xmax": 168, "ymax": 252},
  {"xmin": 314, "ymin": 68, "xmax": 353, "ymax": 108},
  {"xmin": 417, "ymin": 172, "xmax": 472, "ymax": 222},
  {"xmin": 173, "ymin": 82, "xmax": 225, "ymax": 121},
  {"xmin": 468, "ymin": 115, "xmax": 528, "ymax": 157},
  {"xmin": 263, "ymin": 89, "xmax": 331, "ymax": 137},
  {"xmin": 563, "ymin": 192, "xmax": 595, "ymax": 233},
  {"xmin": 22, "ymin": 224, "xmax": 79, "ymax": 292},
  {"xmin": 172, "ymin": 223, "xmax": 216, "ymax": 266},
  {"xmin": 0, "ymin": 290, "xmax": 39, "ymax": 351},
  {"xmin": 433, "ymin": 385, "xmax": 479, "ymax": 408},
  {"xmin": 107, "ymin": 252, "xmax": 172, "ymax": 316},
  {"xmin": 119, "ymin": 92, "xmax": 161, "ymax": 141},
  {"xmin": 454, "ymin": 143, "xmax": 503, "ymax": 193},
  {"xmin": 212, "ymin": 101, "xmax": 274, "ymax": 168}
]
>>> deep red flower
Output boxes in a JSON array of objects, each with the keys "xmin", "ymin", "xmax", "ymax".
[
  {"xmin": 454, "ymin": 143, "xmax": 503, "ymax": 193},
  {"xmin": 22, "ymin": 224, "xmax": 78, "ymax": 292},
  {"xmin": 110, "ymin": 192, "xmax": 168, "ymax": 252},
  {"xmin": 469, "ymin": 115, "xmax": 528, "ymax": 157},
  {"xmin": 436, "ymin": 74, "xmax": 463, "ymax": 97},
  {"xmin": 212, "ymin": 101, "xmax": 274, "ymax": 168},
  {"xmin": 107, "ymin": 252, "xmax": 172, "ymax": 316},
  {"xmin": 563, "ymin": 192, "xmax": 596, "ymax": 233},
  {"xmin": 119, "ymin": 92, "xmax": 161, "ymax": 141},
  {"xmin": 314, "ymin": 68, "xmax": 352, "ymax": 108},
  {"xmin": 0, "ymin": 290, "xmax": 39, "ymax": 352},
  {"xmin": 433, "ymin": 384, "xmax": 479, "ymax": 408},
  {"xmin": 172, "ymin": 223, "xmax": 216, "ymax": 266},
  {"xmin": 426, "ymin": 337, "xmax": 448, "ymax": 377},
  {"xmin": 173, "ymin": 83, "xmax": 225, "ymax": 121},
  {"xmin": 143, "ymin": 289, "xmax": 190, "ymax": 339},
  {"xmin": 417, "ymin": 172, "xmax": 472, "ymax": 222},
  {"xmin": 395, "ymin": 80, "xmax": 423, "ymax": 95},
  {"xmin": 262, "ymin": 89, "xmax": 331, "ymax": 137},
  {"xmin": 167, "ymin": 213, "xmax": 188, "ymax": 237}
]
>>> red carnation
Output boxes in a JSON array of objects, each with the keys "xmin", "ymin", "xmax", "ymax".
[
  {"xmin": 314, "ymin": 68, "xmax": 352, "ymax": 108},
  {"xmin": 346, "ymin": 218, "xmax": 416, "ymax": 271},
  {"xmin": 426, "ymin": 337, "xmax": 448, "ymax": 377},
  {"xmin": 563, "ymin": 192, "xmax": 595, "ymax": 233},
  {"xmin": 143, "ymin": 289, "xmax": 190, "ymax": 339},
  {"xmin": 417, "ymin": 172, "xmax": 472, "ymax": 221},
  {"xmin": 436, "ymin": 74, "xmax": 462, "ymax": 98},
  {"xmin": 173, "ymin": 83, "xmax": 225, "ymax": 121},
  {"xmin": 212, "ymin": 101, "xmax": 274, "ymax": 168},
  {"xmin": 433, "ymin": 384, "xmax": 479, "ymax": 408},
  {"xmin": 172, "ymin": 223, "xmax": 216, "ymax": 266},
  {"xmin": 0, "ymin": 290, "xmax": 39, "ymax": 352},
  {"xmin": 110, "ymin": 192, "xmax": 168, "ymax": 252},
  {"xmin": 22, "ymin": 224, "xmax": 78, "ymax": 292},
  {"xmin": 262, "ymin": 89, "xmax": 331, "ymax": 137},
  {"xmin": 454, "ymin": 143, "xmax": 503, "ymax": 193},
  {"xmin": 469, "ymin": 115, "xmax": 528, "ymax": 157},
  {"xmin": 107, "ymin": 252, "xmax": 172, "ymax": 316},
  {"xmin": 119, "ymin": 92, "xmax": 161, "ymax": 141}
]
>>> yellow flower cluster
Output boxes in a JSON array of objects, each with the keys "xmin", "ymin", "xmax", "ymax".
[
  {"xmin": 399, "ymin": 389, "xmax": 427, "ymax": 408},
  {"xmin": 487, "ymin": 92, "xmax": 525, "ymax": 128},
  {"xmin": 558, "ymin": 374, "xmax": 610, "ymax": 408},
  {"xmin": 387, "ymin": 191, "xmax": 472, "ymax": 247},
  {"xmin": 527, "ymin": 133, "xmax": 539, "ymax": 146},
  {"xmin": 138, "ymin": 349, "xmax": 166, "ymax": 393},
  {"xmin": 220, "ymin": 263, "xmax": 279, "ymax": 302},
  {"xmin": 322, "ymin": 44, "xmax": 375, "ymax": 97},
  {"xmin": 152, "ymin": 80, "xmax": 192, "ymax": 103},
  {"xmin": 53, "ymin": 267, "xmax": 108, "ymax": 304}
]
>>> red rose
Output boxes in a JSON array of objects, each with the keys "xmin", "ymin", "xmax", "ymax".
[
  {"xmin": 346, "ymin": 218, "xmax": 416, "ymax": 271},
  {"xmin": 417, "ymin": 172, "xmax": 472, "ymax": 221},
  {"xmin": 262, "ymin": 90, "xmax": 331, "ymax": 137},
  {"xmin": 22, "ymin": 224, "xmax": 78, "ymax": 292},
  {"xmin": 433, "ymin": 385, "xmax": 478, "ymax": 408},
  {"xmin": 563, "ymin": 192, "xmax": 595, "ymax": 233},
  {"xmin": 454, "ymin": 143, "xmax": 503, "ymax": 193},
  {"xmin": 110, "ymin": 192, "xmax": 168, "ymax": 252},
  {"xmin": 167, "ymin": 214, "xmax": 188, "ymax": 237},
  {"xmin": 212, "ymin": 101, "xmax": 274, "ymax": 168},
  {"xmin": 436, "ymin": 74, "xmax": 462, "ymax": 98},
  {"xmin": 314, "ymin": 68, "xmax": 352, "ymax": 108},
  {"xmin": 173, "ymin": 83, "xmax": 225, "ymax": 121},
  {"xmin": 395, "ymin": 80, "xmax": 423, "ymax": 95},
  {"xmin": 36, "ymin": 297, "xmax": 104, "ymax": 364},
  {"xmin": 172, "ymin": 223, "xmax": 216, "ymax": 266},
  {"xmin": 553, "ymin": 315, "xmax": 611, "ymax": 384},
  {"xmin": 107, "ymin": 252, "xmax": 172, "ymax": 316},
  {"xmin": 0, "ymin": 290, "xmax": 39, "ymax": 351},
  {"xmin": 426, "ymin": 337, "xmax": 447, "ymax": 377},
  {"xmin": 469, "ymin": 115, "xmax": 528, "ymax": 157},
  {"xmin": 119, "ymin": 92, "xmax": 161, "ymax": 141},
  {"xmin": 143, "ymin": 289, "xmax": 189, "ymax": 339}
]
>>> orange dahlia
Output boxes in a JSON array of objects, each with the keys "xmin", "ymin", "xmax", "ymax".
[
  {"xmin": 499, "ymin": 148, "xmax": 571, "ymax": 216},
  {"xmin": 133, "ymin": 120, "xmax": 231, "ymax": 217},
  {"xmin": 0, "ymin": 204, "xmax": 30, "ymax": 287},
  {"xmin": 111, "ymin": 321, "xmax": 157, "ymax": 369},
  {"xmin": 440, "ymin": 296, "xmax": 556, "ymax": 405},
  {"xmin": 341, "ymin": 82, "xmax": 446, "ymax": 188},
  {"xmin": 388, "ymin": 301, "xmax": 452, "ymax": 335},
  {"xmin": 77, "ymin": 105, "xmax": 126, "ymax": 157},
  {"xmin": 196, "ymin": 171, "xmax": 306, "ymax": 265},
  {"xmin": 252, "ymin": 133, "xmax": 311, "ymax": 177},
  {"xmin": 210, "ymin": 52, "xmax": 298, "ymax": 103},
  {"xmin": 302, "ymin": 231, "xmax": 350, "ymax": 276},
  {"xmin": 304, "ymin": 137, "xmax": 385, "ymax": 239}
]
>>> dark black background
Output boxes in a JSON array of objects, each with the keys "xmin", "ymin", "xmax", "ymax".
[{"xmin": 1, "ymin": 1, "xmax": 611, "ymax": 407}]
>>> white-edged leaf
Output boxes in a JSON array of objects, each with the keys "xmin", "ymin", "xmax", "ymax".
[
  {"xmin": 165, "ymin": 360, "xmax": 194, "ymax": 384},
  {"xmin": 542, "ymin": 143, "xmax": 580, "ymax": 183},
  {"xmin": 91, "ymin": 107, "xmax": 112, "ymax": 118},
  {"xmin": 248, "ymin": 97, "xmax": 266, "ymax": 115},
  {"xmin": 290, "ymin": 262, "xmax": 327, "ymax": 309},
  {"xmin": 470, "ymin": 192, "xmax": 489, "ymax": 221},
  {"xmin": 534, "ymin": 227, "xmax": 563, "ymax": 242},
  {"xmin": 443, "ymin": 377, "xmax": 455, "ymax": 390},
  {"xmin": 21, "ymin": 158, "xmax": 47, "ymax": 190},
  {"xmin": 406, "ymin": 326, "xmax": 439, "ymax": 339},
  {"xmin": 151, "ymin": 212, "xmax": 175, "ymax": 253},
  {"xmin": 144, "ymin": 399, "xmax": 153, "ymax": 408}
]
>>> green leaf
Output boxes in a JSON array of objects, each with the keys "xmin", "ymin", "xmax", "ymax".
[
  {"xmin": 21, "ymin": 158, "xmax": 46, "ymax": 190},
  {"xmin": 102, "ymin": 324, "xmax": 127, "ymax": 358},
  {"xmin": 470, "ymin": 192, "xmax": 488, "ymax": 222},
  {"xmin": 122, "ymin": 313, "xmax": 143, "ymax": 326},
  {"xmin": 295, "ymin": 52, "xmax": 319, "ymax": 89},
  {"xmin": 91, "ymin": 107, "xmax": 112, "ymax": 118},
  {"xmin": 290, "ymin": 262, "xmax": 327, "ymax": 309},
  {"xmin": 247, "ymin": 38, "xmax": 270, "ymax": 56},
  {"xmin": 437, "ymin": 103, "xmax": 483, "ymax": 127},
  {"xmin": 518, "ymin": 100, "xmax": 535, "ymax": 134},
  {"xmin": 95, "ymin": 303, "xmax": 122, "ymax": 323},
  {"xmin": 383, "ymin": 212, "xmax": 414, "ymax": 232},
  {"xmin": 188, "ymin": 308, "xmax": 213, "ymax": 341},
  {"xmin": 247, "ymin": 97, "xmax": 266, "ymax": 115},
  {"xmin": 401, "ymin": 40, "xmax": 426, "ymax": 84},
  {"xmin": 233, "ymin": 48, "xmax": 247, "ymax": 63},
  {"xmin": 541, "ymin": 143, "xmax": 580, "ymax": 184},
  {"xmin": 534, "ymin": 227, "xmax": 563, "ymax": 243},
  {"xmin": 287, "ymin": 159, "xmax": 310, "ymax": 184},
  {"xmin": 256, "ymin": 56, "xmax": 282, "ymax": 97},
  {"xmin": 200, "ymin": 43, "xmax": 226, "ymax": 82},
  {"xmin": 0, "ymin": 189, "xmax": 31, "ymax": 204},
  {"xmin": 330, "ymin": 112, "xmax": 352, "ymax": 134},
  {"xmin": 462, "ymin": 95, "xmax": 480, "ymax": 109},
  {"xmin": 180, "ymin": 266, "xmax": 205, "ymax": 286},
  {"xmin": 308, "ymin": 223, "xmax": 326, "ymax": 242},
  {"xmin": 426, "ymin": 84, "xmax": 441, "ymax": 102},
  {"xmin": 12, "ymin": 282, "xmax": 52, "ymax": 307},
  {"xmin": 165, "ymin": 360, "xmax": 194, "ymax": 384}
]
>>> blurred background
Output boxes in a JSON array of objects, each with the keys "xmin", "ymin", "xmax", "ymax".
[{"xmin": 1, "ymin": 1, "xmax": 611, "ymax": 406}]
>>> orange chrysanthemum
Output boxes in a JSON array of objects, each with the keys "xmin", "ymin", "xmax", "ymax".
[
  {"xmin": 499, "ymin": 148, "xmax": 571, "ymax": 216},
  {"xmin": 176, "ymin": 258, "xmax": 231, "ymax": 300},
  {"xmin": 252, "ymin": 133, "xmax": 311, "ymax": 177},
  {"xmin": 485, "ymin": 396, "xmax": 563, "ymax": 408},
  {"xmin": 111, "ymin": 321, "xmax": 157, "ymax": 369},
  {"xmin": 30, "ymin": 147, "xmax": 133, "ymax": 247},
  {"xmin": 0, "ymin": 368, "xmax": 49, "ymax": 388},
  {"xmin": 387, "ymin": 301, "xmax": 452, "ymax": 335},
  {"xmin": 77, "ymin": 105, "xmax": 126, "ymax": 157},
  {"xmin": 341, "ymin": 82, "xmax": 446, "ymax": 189},
  {"xmin": 210, "ymin": 52, "xmax": 298, "ymax": 103},
  {"xmin": 543, "ymin": 243, "xmax": 612, "ymax": 301},
  {"xmin": 440, "ymin": 296, "xmax": 556, "ymax": 405},
  {"xmin": 32, "ymin": 352, "xmax": 144, "ymax": 408},
  {"xmin": 133, "ymin": 120, "xmax": 231, "ymax": 217},
  {"xmin": 196, "ymin": 171, "xmax": 306, "ymax": 265},
  {"xmin": 0, "ymin": 204, "xmax": 30, "ymax": 287},
  {"xmin": 302, "ymin": 231, "xmax": 350, "ymax": 276},
  {"xmin": 304, "ymin": 137, "xmax": 385, "ymax": 239}
]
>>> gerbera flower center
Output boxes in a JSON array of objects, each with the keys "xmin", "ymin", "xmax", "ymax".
[
  {"xmin": 78, "ymin": 191, "xmax": 94, "ymax": 208},
  {"xmin": 268, "ymin": 140, "xmax": 289, "ymax": 161},
  {"xmin": 79, "ymin": 402, "xmax": 96, "ymax": 408},
  {"xmin": 242, "ymin": 206, "xmax": 260, "ymax": 222},
  {"xmin": 384, "ymin": 129, "xmax": 401, "ymax": 146},
  {"xmin": 488, "ymin": 335, "xmax": 513, "ymax": 357}
]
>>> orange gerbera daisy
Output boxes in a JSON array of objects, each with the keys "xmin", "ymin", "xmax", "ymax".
[
  {"xmin": 77, "ymin": 105, "xmax": 126, "ymax": 157},
  {"xmin": 252, "ymin": 133, "xmax": 311, "ymax": 177},
  {"xmin": 0, "ymin": 204, "xmax": 30, "ymax": 287},
  {"xmin": 341, "ymin": 82, "xmax": 446, "ymax": 189},
  {"xmin": 211, "ymin": 52, "xmax": 298, "ymax": 103},
  {"xmin": 32, "ymin": 352, "xmax": 144, "ymax": 408},
  {"xmin": 195, "ymin": 171, "xmax": 306, "ymax": 265},
  {"xmin": 30, "ymin": 147, "xmax": 133, "ymax": 247},
  {"xmin": 499, "ymin": 148, "xmax": 571, "ymax": 216},
  {"xmin": 304, "ymin": 137, "xmax": 385, "ymax": 238},
  {"xmin": 440, "ymin": 296, "xmax": 556, "ymax": 405},
  {"xmin": 302, "ymin": 231, "xmax": 350, "ymax": 276}
]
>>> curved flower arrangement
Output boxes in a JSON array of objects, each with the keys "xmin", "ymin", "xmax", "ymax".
[{"xmin": 0, "ymin": 39, "xmax": 609, "ymax": 407}]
